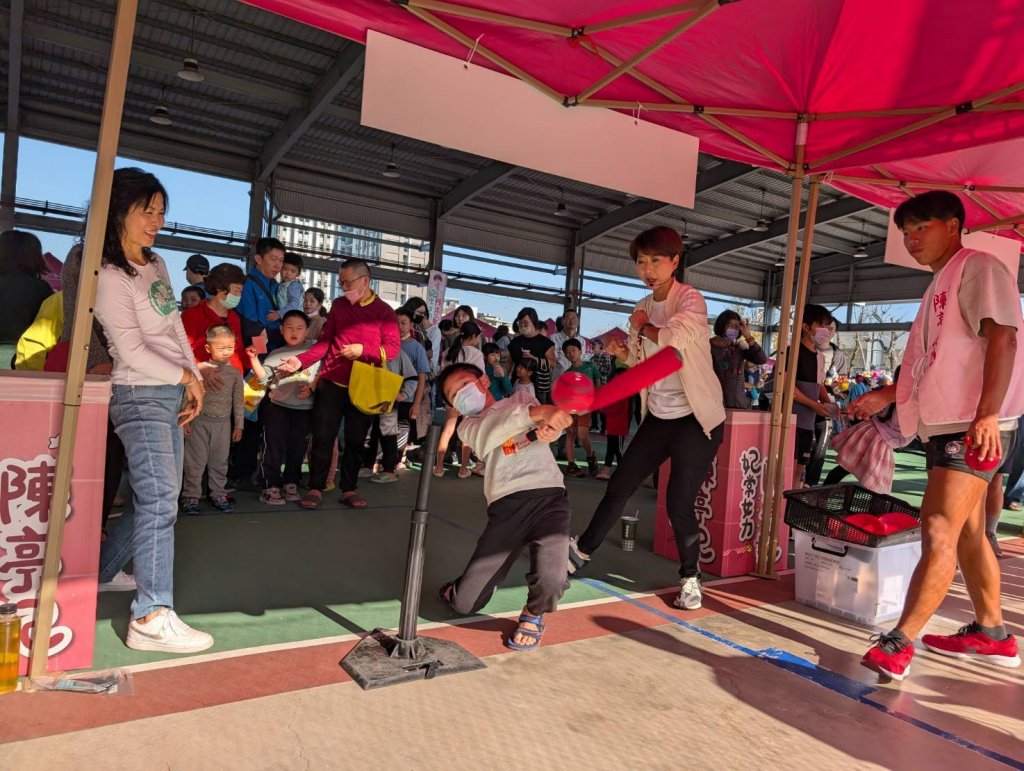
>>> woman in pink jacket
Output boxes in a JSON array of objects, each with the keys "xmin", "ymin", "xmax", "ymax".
[{"xmin": 567, "ymin": 226, "xmax": 725, "ymax": 612}]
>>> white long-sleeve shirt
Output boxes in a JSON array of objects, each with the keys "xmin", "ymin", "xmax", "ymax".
[
  {"xmin": 94, "ymin": 254, "xmax": 199, "ymax": 386},
  {"xmin": 457, "ymin": 391, "xmax": 564, "ymax": 505}
]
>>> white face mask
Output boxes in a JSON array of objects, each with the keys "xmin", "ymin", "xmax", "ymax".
[{"xmin": 453, "ymin": 381, "xmax": 486, "ymax": 416}]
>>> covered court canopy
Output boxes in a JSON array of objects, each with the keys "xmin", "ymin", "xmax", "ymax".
[{"xmin": 7, "ymin": 0, "xmax": 1021, "ymax": 313}]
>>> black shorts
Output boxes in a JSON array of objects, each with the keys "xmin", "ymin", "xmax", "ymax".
[
  {"xmin": 924, "ymin": 430, "xmax": 1017, "ymax": 483},
  {"xmin": 795, "ymin": 428, "xmax": 815, "ymax": 465}
]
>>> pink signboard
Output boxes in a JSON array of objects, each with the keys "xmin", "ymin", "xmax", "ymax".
[
  {"xmin": 654, "ymin": 410, "xmax": 794, "ymax": 577},
  {"xmin": 0, "ymin": 371, "xmax": 109, "ymax": 674}
]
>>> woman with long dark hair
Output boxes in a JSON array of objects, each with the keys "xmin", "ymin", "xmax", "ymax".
[
  {"xmin": 92, "ymin": 167, "xmax": 212, "ymax": 653},
  {"xmin": 567, "ymin": 226, "xmax": 725, "ymax": 612}
]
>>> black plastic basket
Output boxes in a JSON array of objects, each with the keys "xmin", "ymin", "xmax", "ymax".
[{"xmin": 784, "ymin": 484, "xmax": 921, "ymax": 548}]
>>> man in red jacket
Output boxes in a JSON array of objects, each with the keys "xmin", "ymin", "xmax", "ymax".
[{"xmin": 278, "ymin": 259, "xmax": 401, "ymax": 509}]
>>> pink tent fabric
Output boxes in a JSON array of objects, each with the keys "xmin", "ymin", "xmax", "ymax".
[
  {"xmin": 245, "ymin": 1, "xmax": 1024, "ymax": 172},
  {"xmin": 592, "ymin": 326, "xmax": 628, "ymax": 346},
  {"xmin": 827, "ymin": 138, "xmax": 1024, "ymax": 241}
]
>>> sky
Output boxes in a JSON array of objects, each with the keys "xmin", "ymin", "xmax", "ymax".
[{"xmin": 6, "ymin": 135, "xmax": 915, "ymax": 338}]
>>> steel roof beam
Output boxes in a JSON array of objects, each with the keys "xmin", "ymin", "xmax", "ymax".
[
  {"xmin": 576, "ymin": 160, "xmax": 752, "ymax": 245},
  {"xmin": 23, "ymin": 19, "xmax": 306, "ymax": 108},
  {"xmin": 688, "ymin": 197, "xmax": 875, "ymax": 267},
  {"xmin": 439, "ymin": 161, "xmax": 519, "ymax": 218},
  {"xmin": 256, "ymin": 46, "xmax": 364, "ymax": 181}
]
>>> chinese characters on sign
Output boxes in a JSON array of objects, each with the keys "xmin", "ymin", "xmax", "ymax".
[
  {"xmin": 738, "ymin": 447, "xmax": 763, "ymax": 544},
  {"xmin": 695, "ymin": 457, "xmax": 718, "ymax": 564},
  {"xmin": 0, "ymin": 453, "xmax": 73, "ymax": 658}
]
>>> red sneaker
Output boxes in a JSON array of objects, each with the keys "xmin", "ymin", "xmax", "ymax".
[
  {"xmin": 922, "ymin": 622, "xmax": 1021, "ymax": 668},
  {"xmin": 861, "ymin": 631, "xmax": 915, "ymax": 681}
]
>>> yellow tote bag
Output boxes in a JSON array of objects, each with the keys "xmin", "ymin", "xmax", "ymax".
[{"xmin": 349, "ymin": 347, "xmax": 403, "ymax": 415}]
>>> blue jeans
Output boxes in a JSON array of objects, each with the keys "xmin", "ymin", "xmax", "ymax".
[{"xmin": 99, "ymin": 384, "xmax": 184, "ymax": 619}]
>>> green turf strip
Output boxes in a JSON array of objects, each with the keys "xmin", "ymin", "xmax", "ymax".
[{"xmin": 86, "ymin": 448, "xmax": 1021, "ymax": 670}]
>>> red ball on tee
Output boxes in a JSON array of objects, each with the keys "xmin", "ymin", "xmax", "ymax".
[{"xmin": 552, "ymin": 372, "xmax": 595, "ymax": 414}]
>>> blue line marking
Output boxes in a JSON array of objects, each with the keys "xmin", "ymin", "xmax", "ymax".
[{"xmin": 579, "ymin": 577, "xmax": 1024, "ymax": 770}]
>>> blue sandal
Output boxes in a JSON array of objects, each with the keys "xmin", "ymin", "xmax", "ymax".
[{"xmin": 505, "ymin": 612, "xmax": 545, "ymax": 652}]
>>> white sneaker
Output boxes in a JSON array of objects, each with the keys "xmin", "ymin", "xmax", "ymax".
[
  {"xmin": 282, "ymin": 483, "xmax": 301, "ymax": 502},
  {"xmin": 126, "ymin": 608, "xmax": 214, "ymax": 653},
  {"xmin": 674, "ymin": 576, "xmax": 703, "ymax": 610},
  {"xmin": 98, "ymin": 570, "xmax": 137, "ymax": 593}
]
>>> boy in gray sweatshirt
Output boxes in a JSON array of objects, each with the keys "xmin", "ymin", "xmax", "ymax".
[{"xmin": 436, "ymin": 362, "xmax": 573, "ymax": 651}]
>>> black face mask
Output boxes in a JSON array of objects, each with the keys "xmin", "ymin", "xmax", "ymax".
[{"xmin": 413, "ymin": 313, "xmax": 426, "ymax": 323}]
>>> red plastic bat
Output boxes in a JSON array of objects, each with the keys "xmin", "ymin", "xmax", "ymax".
[
  {"xmin": 552, "ymin": 346, "xmax": 683, "ymax": 414},
  {"xmin": 500, "ymin": 348, "xmax": 683, "ymax": 455}
]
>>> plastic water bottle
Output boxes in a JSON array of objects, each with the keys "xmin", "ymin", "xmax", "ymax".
[
  {"xmin": 0, "ymin": 604, "xmax": 20, "ymax": 695},
  {"xmin": 621, "ymin": 509, "xmax": 640, "ymax": 552}
]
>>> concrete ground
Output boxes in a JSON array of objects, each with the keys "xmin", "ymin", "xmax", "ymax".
[{"xmin": 1, "ymin": 449, "xmax": 1022, "ymax": 769}]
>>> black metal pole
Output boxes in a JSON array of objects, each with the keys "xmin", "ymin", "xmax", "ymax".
[{"xmin": 391, "ymin": 423, "xmax": 441, "ymax": 658}]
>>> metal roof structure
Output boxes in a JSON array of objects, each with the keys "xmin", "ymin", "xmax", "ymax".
[{"xmin": 0, "ymin": 0, "xmax": 955, "ymax": 311}]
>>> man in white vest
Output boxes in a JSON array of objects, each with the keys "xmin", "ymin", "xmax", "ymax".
[{"xmin": 851, "ymin": 191, "xmax": 1023, "ymax": 681}]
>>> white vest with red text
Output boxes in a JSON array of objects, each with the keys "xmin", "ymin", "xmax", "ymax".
[{"xmin": 895, "ymin": 248, "xmax": 1024, "ymax": 437}]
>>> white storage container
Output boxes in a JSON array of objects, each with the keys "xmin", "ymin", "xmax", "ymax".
[{"xmin": 793, "ymin": 530, "xmax": 921, "ymax": 626}]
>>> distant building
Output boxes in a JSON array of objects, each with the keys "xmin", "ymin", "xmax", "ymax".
[{"xmin": 273, "ymin": 216, "xmax": 428, "ymax": 309}]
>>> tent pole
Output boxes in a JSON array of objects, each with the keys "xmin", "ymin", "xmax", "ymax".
[
  {"xmin": 27, "ymin": 0, "xmax": 139, "ymax": 682},
  {"xmin": 808, "ymin": 81, "xmax": 1024, "ymax": 169},
  {"xmin": 765, "ymin": 177, "xmax": 821, "ymax": 576},
  {"xmin": 403, "ymin": 0, "xmax": 572, "ymax": 36},
  {"xmin": 966, "ymin": 212, "xmax": 1024, "ymax": 234},
  {"xmin": 827, "ymin": 174, "xmax": 1024, "ymax": 195},
  {"xmin": 576, "ymin": 2, "xmax": 719, "ymax": 103},
  {"xmin": 755, "ymin": 120, "xmax": 808, "ymax": 576},
  {"xmin": 583, "ymin": 0, "xmax": 712, "ymax": 34},
  {"xmin": 401, "ymin": 5, "xmax": 566, "ymax": 103},
  {"xmin": 580, "ymin": 40, "xmax": 790, "ymax": 169},
  {"xmin": 583, "ymin": 99, "xmax": 798, "ymax": 120}
]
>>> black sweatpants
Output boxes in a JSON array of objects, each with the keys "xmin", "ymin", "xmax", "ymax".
[
  {"xmin": 260, "ymin": 401, "xmax": 312, "ymax": 488},
  {"xmin": 308, "ymin": 380, "xmax": 374, "ymax": 494},
  {"xmin": 579, "ymin": 413, "xmax": 723, "ymax": 578},
  {"xmin": 450, "ymin": 488, "xmax": 571, "ymax": 617}
]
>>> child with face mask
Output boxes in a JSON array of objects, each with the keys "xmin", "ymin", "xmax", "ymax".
[
  {"xmin": 435, "ymin": 362, "xmax": 573, "ymax": 652},
  {"xmin": 710, "ymin": 310, "xmax": 768, "ymax": 409}
]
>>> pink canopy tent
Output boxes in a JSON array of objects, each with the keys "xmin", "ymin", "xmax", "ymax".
[
  {"xmin": 827, "ymin": 138, "xmax": 1024, "ymax": 241},
  {"xmin": 245, "ymin": 0, "xmax": 1024, "ymax": 175},
  {"xmin": 240, "ymin": 0, "xmax": 1024, "ymax": 576}
]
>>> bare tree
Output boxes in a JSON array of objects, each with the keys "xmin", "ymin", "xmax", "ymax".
[{"xmin": 844, "ymin": 304, "xmax": 906, "ymax": 373}]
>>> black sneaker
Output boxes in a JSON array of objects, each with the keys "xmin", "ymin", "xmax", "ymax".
[
  {"xmin": 586, "ymin": 455, "xmax": 599, "ymax": 476},
  {"xmin": 181, "ymin": 498, "xmax": 200, "ymax": 516}
]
